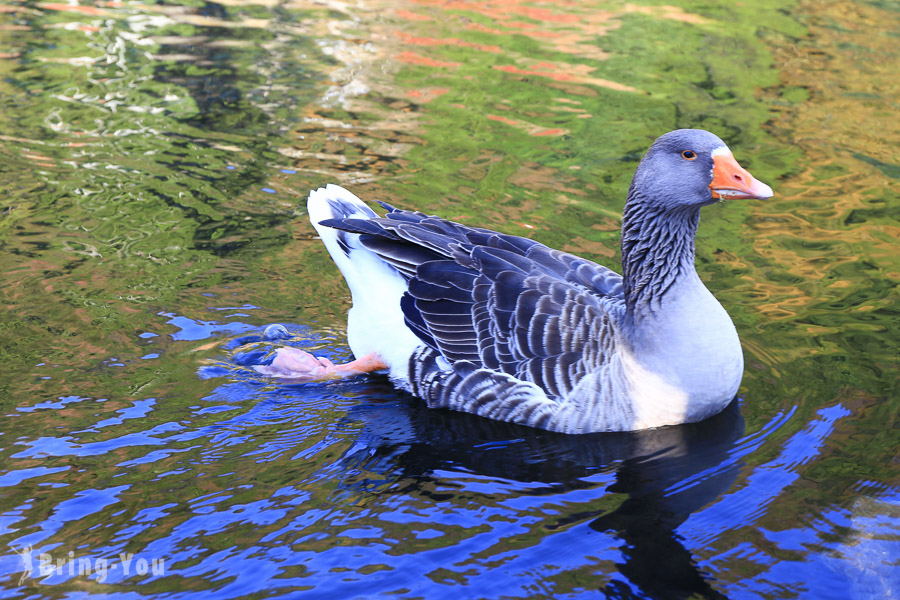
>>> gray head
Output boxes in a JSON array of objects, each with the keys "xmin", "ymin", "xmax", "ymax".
[{"xmin": 629, "ymin": 129, "xmax": 773, "ymax": 210}]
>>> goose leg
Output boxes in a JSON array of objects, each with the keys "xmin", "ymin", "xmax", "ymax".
[{"xmin": 254, "ymin": 346, "xmax": 388, "ymax": 381}]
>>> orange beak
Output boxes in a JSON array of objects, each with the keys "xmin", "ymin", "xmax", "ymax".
[{"xmin": 710, "ymin": 151, "xmax": 774, "ymax": 200}]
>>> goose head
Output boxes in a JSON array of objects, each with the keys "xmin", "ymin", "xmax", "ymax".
[{"xmin": 630, "ymin": 129, "xmax": 773, "ymax": 210}]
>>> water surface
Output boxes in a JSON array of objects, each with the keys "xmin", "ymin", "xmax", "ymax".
[{"xmin": 0, "ymin": 0, "xmax": 897, "ymax": 598}]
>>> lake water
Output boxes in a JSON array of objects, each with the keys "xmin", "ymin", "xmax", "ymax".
[{"xmin": 0, "ymin": 0, "xmax": 897, "ymax": 598}]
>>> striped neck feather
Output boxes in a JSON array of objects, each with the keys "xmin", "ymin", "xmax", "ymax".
[{"xmin": 620, "ymin": 188, "xmax": 701, "ymax": 312}]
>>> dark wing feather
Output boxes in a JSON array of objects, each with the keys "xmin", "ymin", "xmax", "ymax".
[
  {"xmin": 358, "ymin": 235, "xmax": 440, "ymax": 279},
  {"xmin": 322, "ymin": 207, "xmax": 624, "ymax": 401}
]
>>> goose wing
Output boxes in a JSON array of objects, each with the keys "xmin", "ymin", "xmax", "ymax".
[{"xmin": 320, "ymin": 205, "xmax": 623, "ymax": 400}]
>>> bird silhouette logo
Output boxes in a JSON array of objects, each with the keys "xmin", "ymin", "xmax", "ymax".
[{"xmin": 15, "ymin": 545, "xmax": 33, "ymax": 585}]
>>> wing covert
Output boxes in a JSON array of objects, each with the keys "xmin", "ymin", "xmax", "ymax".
[{"xmin": 321, "ymin": 207, "xmax": 624, "ymax": 400}]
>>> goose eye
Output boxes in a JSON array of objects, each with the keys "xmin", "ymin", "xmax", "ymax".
[{"xmin": 681, "ymin": 150, "xmax": 697, "ymax": 160}]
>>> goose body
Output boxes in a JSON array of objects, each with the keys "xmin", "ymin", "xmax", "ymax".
[{"xmin": 296, "ymin": 129, "xmax": 772, "ymax": 433}]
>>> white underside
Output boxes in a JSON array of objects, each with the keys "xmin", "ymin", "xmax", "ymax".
[
  {"xmin": 308, "ymin": 185, "xmax": 423, "ymax": 383},
  {"xmin": 622, "ymin": 275, "xmax": 744, "ymax": 427}
]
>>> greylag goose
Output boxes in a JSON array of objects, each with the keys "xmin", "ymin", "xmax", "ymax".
[{"xmin": 259, "ymin": 129, "xmax": 773, "ymax": 433}]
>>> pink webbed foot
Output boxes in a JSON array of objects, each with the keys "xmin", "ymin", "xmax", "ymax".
[
  {"xmin": 254, "ymin": 347, "xmax": 388, "ymax": 381},
  {"xmin": 253, "ymin": 347, "xmax": 336, "ymax": 381}
]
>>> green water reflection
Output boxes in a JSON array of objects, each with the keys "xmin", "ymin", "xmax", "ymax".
[{"xmin": 0, "ymin": 0, "xmax": 896, "ymax": 597}]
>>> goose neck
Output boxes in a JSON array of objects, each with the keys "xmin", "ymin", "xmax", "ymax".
[{"xmin": 620, "ymin": 191, "xmax": 701, "ymax": 314}]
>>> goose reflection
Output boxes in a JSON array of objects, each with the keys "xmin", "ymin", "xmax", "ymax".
[
  {"xmin": 224, "ymin": 336, "xmax": 743, "ymax": 599},
  {"xmin": 329, "ymin": 379, "xmax": 743, "ymax": 600}
]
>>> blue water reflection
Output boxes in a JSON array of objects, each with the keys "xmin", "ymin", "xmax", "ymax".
[
  {"xmin": 1, "ymin": 317, "xmax": 894, "ymax": 597},
  {"xmin": 163, "ymin": 312, "xmax": 259, "ymax": 342},
  {"xmin": 1, "ymin": 330, "xmax": 895, "ymax": 598}
]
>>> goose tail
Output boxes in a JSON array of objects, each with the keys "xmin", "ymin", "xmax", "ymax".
[{"xmin": 307, "ymin": 184, "xmax": 422, "ymax": 384}]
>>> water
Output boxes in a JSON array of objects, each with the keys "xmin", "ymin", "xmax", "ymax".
[{"xmin": 0, "ymin": 0, "xmax": 897, "ymax": 598}]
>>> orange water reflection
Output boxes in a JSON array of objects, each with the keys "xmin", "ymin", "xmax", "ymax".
[{"xmin": 749, "ymin": 0, "xmax": 898, "ymax": 336}]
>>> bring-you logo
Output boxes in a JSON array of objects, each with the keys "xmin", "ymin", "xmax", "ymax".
[{"xmin": 15, "ymin": 545, "xmax": 165, "ymax": 584}]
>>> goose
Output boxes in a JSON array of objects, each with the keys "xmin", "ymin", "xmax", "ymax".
[{"xmin": 257, "ymin": 129, "xmax": 773, "ymax": 433}]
